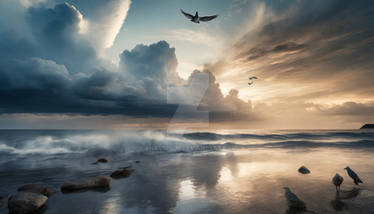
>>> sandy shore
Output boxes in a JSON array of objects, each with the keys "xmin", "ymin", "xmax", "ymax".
[{"xmin": 1, "ymin": 147, "xmax": 374, "ymax": 214}]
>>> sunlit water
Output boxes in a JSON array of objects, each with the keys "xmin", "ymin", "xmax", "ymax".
[{"xmin": 0, "ymin": 130, "xmax": 374, "ymax": 213}]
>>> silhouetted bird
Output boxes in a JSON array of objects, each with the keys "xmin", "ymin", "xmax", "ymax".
[
  {"xmin": 332, "ymin": 173, "xmax": 344, "ymax": 191},
  {"xmin": 344, "ymin": 166, "xmax": 363, "ymax": 185},
  {"xmin": 284, "ymin": 187, "xmax": 307, "ymax": 210},
  {"xmin": 248, "ymin": 76, "xmax": 258, "ymax": 86},
  {"xmin": 180, "ymin": 9, "xmax": 218, "ymax": 23}
]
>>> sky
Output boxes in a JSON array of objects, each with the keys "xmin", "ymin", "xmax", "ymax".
[{"xmin": 0, "ymin": 0, "xmax": 373, "ymax": 129}]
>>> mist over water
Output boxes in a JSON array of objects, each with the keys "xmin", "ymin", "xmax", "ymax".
[{"xmin": 1, "ymin": 129, "xmax": 374, "ymax": 213}]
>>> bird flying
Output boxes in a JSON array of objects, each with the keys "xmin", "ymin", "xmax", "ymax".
[
  {"xmin": 332, "ymin": 173, "xmax": 344, "ymax": 191},
  {"xmin": 180, "ymin": 9, "xmax": 218, "ymax": 23},
  {"xmin": 344, "ymin": 167, "xmax": 363, "ymax": 185},
  {"xmin": 248, "ymin": 76, "xmax": 258, "ymax": 86}
]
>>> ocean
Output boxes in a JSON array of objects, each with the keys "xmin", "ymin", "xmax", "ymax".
[{"xmin": 0, "ymin": 129, "xmax": 374, "ymax": 213}]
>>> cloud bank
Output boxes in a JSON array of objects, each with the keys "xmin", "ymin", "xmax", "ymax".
[
  {"xmin": 0, "ymin": 1, "xmax": 253, "ymax": 128},
  {"xmin": 209, "ymin": 0, "xmax": 374, "ymax": 128}
]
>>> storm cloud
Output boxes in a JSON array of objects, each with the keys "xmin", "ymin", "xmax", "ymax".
[
  {"xmin": 230, "ymin": 0, "xmax": 374, "ymax": 91},
  {"xmin": 0, "ymin": 1, "xmax": 253, "ymax": 127},
  {"xmin": 209, "ymin": 0, "xmax": 374, "ymax": 128}
]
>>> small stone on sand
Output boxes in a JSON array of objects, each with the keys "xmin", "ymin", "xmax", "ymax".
[{"xmin": 298, "ymin": 166, "xmax": 310, "ymax": 174}]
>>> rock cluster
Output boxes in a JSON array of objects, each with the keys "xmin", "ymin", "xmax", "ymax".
[{"xmin": 8, "ymin": 184, "xmax": 53, "ymax": 214}]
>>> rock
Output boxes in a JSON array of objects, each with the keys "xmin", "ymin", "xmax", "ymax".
[
  {"xmin": 135, "ymin": 161, "xmax": 140, "ymax": 163},
  {"xmin": 8, "ymin": 192, "xmax": 47, "ymax": 214},
  {"xmin": 92, "ymin": 158, "xmax": 108, "ymax": 165},
  {"xmin": 360, "ymin": 124, "xmax": 374, "ymax": 129},
  {"xmin": 110, "ymin": 167, "xmax": 135, "ymax": 179},
  {"xmin": 61, "ymin": 176, "xmax": 111, "ymax": 193},
  {"xmin": 298, "ymin": 166, "xmax": 310, "ymax": 174},
  {"xmin": 18, "ymin": 184, "xmax": 54, "ymax": 197}
]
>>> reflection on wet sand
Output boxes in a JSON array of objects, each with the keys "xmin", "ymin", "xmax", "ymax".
[
  {"xmin": 339, "ymin": 188, "xmax": 361, "ymax": 200},
  {"xmin": 110, "ymin": 149, "xmax": 373, "ymax": 214},
  {"xmin": 1, "ymin": 147, "xmax": 374, "ymax": 214},
  {"xmin": 331, "ymin": 188, "xmax": 361, "ymax": 212}
]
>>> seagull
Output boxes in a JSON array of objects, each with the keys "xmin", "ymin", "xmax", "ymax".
[
  {"xmin": 180, "ymin": 9, "xmax": 218, "ymax": 23},
  {"xmin": 283, "ymin": 187, "xmax": 307, "ymax": 210},
  {"xmin": 344, "ymin": 166, "xmax": 363, "ymax": 185},
  {"xmin": 332, "ymin": 173, "xmax": 344, "ymax": 191},
  {"xmin": 248, "ymin": 76, "xmax": 258, "ymax": 86}
]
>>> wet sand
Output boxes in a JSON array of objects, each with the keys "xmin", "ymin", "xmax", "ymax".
[
  {"xmin": 1, "ymin": 130, "xmax": 374, "ymax": 213},
  {"xmin": 1, "ymin": 147, "xmax": 374, "ymax": 214}
]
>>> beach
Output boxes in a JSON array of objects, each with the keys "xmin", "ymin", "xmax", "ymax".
[{"xmin": 1, "ymin": 130, "xmax": 374, "ymax": 214}]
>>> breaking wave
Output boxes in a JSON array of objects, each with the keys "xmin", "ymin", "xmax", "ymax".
[{"xmin": 0, "ymin": 130, "xmax": 373, "ymax": 156}]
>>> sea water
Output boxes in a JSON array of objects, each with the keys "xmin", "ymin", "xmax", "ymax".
[{"xmin": 0, "ymin": 129, "xmax": 374, "ymax": 213}]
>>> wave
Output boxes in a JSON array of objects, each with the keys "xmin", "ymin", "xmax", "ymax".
[
  {"xmin": 180, "ymin": 131, "xmax": 374, "ymax": 141},
  {"xmin": 0, "ymin": 130, "xmax": 374, "ymax": 156}
]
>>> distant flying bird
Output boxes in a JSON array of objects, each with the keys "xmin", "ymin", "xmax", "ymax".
[
  {"xmin": 332, "ymin": 173, "xmax": 344, "ymax": 191},
  {"xmin": 248, "ymin": 76, "xmax": 258, "ymax": 86},
  {"xmin": 180, "ymin": 9, "xmax": 218, "ymax": 23},
  {"xmin": 344, "ymin": 167, "xmax": 363, "ymax": 185},
  {"xmin": 283, "ymin": 187, "xmax": 307, "ymax": 210}
]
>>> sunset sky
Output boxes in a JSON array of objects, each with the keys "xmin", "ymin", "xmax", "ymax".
[{"xmin": 0, "ymin": 0, "xmax": 373, "ymax": 129}]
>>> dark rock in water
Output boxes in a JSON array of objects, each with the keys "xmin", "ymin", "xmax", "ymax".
[
  {"xmin": 18, "ymin": 184, "xmax": 55, "ymax": 197},
  {"xmin": 61, "ymin": 176, "xmax": 111, "ymax": 193},
  {"xmin": 8, "ymin": 192, "xmax": 47, "ymax": 214},
  {"xmin": 92, "ymin": 158, "xmax": 108, "ymax": 165},
  {"xmin": 110, "ymin": 167, "xmax": 135, "ymax": 179},
  {"xmin": 298, "ymin": 166, "xmax": 310, "ymax": 174},
  {"xmin": 135, "ymin": 160, "xmax": 140, "ymax": 163},
  {"xmin": 360, "ymin": 124, "xmax": 374, "ymax": 129}
]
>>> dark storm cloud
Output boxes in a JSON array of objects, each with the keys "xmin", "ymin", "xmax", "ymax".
[
  {"xmin": 0, "ymin": 3, "xmax": 177, "ymax": 117},
  {"xmin": 175, "ymin": 69, "xmax": 254, "ymax": 122},
  {"xmin": 0, "ymin": 32, "xmax": 35, "ymax": 59},
  {"xmin": 0, "ymin": 2, "xmax": 252, "ymax": 123},
  {"xmin": 119, "ymin": 41, "xmax": 181, "ymax": 101},
  {"xmin": 234, "ymin": 0, "xmax": 374, "ymax": 85},
  {"xmin": 26, "ymin": 3, "xmax": 97, "ymax": 74},
  {"xmin": 0, "ymin": 43, "xmax": 178, "ymax": 117},
  {"xmin": 221, "ymin": 0, "xmax": 374, "ymax": 127}
]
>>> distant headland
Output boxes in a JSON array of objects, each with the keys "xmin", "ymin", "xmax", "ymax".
[{"xmin": 360, "ymin": 124, "xmax": 374, "ymax": 129}]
